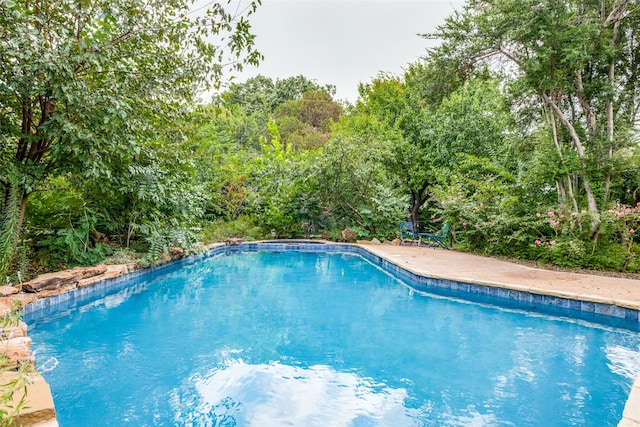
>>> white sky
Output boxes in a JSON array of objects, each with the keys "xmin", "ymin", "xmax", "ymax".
[{"xmin": 226, "ymin": 0, "xmax": 466, "ymax": 103}]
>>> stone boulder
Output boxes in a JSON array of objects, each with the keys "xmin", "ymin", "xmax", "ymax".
[
  {"xmin": 0, "ymin": 321, "xmax": 28, "ymax": 340},
  {"xmin": 169, "ymin": 246, "xmax": 186, "ymax": 258},
  {"xmin": 341, "ymin": 228, "xmax": 356, "ymax": 242},
  {"xmin": 22, "ymin": 265, "xmax": 108, "ymax": 294},
  {"xmin": 0, "ymin": 372, "xmax": 57, "ymax": 426},
  {"xmin": 2, "ymin": 336, "xmax": 32, "ymax": 365},
  {"xmin": 0, "ymin": 286, "xmax": 19, "ymax": 297},
  {"xmin": 77, "ymin": 264, "xmax": 138, "ymax": 288}
]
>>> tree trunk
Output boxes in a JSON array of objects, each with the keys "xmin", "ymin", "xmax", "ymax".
[
  {"xmin": 547, "ymin": 105, "xmax": 579, "ymax": 211},
  {"xmin": 409, "ymin": 183, "xmax": 429, "ymax": 233},
  {"xmin": 541, "ymin": 93, "xmax": 601, "ymax": 235},
  {"xmin": 604, "ymin": 18, "xmax": 621, "ymax": 205}
]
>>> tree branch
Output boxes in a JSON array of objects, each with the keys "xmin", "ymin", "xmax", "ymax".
[{"xmin": 604, "ymin": 0, "xmax": 633, "ymax": 26}]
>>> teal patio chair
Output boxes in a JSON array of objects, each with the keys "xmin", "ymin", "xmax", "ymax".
[
  {"xmin": 400, "ymin": 221, "xmax": 421, "ymax": 246},
  {"xmin": 420, "ymin": 223, "xmax": 450, "ymax": 249}
]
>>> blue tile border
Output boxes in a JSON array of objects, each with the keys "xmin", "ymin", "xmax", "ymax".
[{"xmin": 22, "ymin": 242, "xmax": 640, "ymax": 330}]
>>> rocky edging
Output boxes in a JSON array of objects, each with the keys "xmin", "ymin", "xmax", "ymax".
[{"xmin": 0, "ymin": 262, "xmax": 138, "ymax": 426}]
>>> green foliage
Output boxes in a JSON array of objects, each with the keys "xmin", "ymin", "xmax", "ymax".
[
  {"xmin": 0, "ymin": 0, "xmax": 261, "ymax": 274},
  {"xmin": 274, "ymin": 91, "xmax": 342, "ymax": 151},
  {"xmin": 0, "ymin": 185, "xmax": 21, "ymax": 278},
  {"xmin": 141, "ymin": 226, "xmax": 204, "ymax": 268},
  {"xmin": 347, "ymin": 184, "xmax": 410, "ymax": 240},
  {"xmin": 313, "ymin": 132, "xmax": 405, "ymax": 238},
  {"xmin": 429, "ymin": 0, "xmax": 640, "ymax": 234},
  {"xmin": 102, "ymin": 249, "xmax": 142, "ymax": 266},
  {"xmin": 221, "ymin": 75, "xmax": 336, "ymax": 115},
  {"xmin": 35, "ymin": 209, "xmax": 112, "ymax": 269},
  {"xmin": 199, "ymin": 216, "xmax": 265, "ymax": 243}
]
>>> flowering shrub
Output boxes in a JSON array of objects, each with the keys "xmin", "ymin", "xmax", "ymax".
[
  {"xmin": 601, "ymin": 203, "xmax": 640, "ymax": 271},
  {"xmin": 433, "ymin": 156, "xmax": 639, "ymax": 272}
]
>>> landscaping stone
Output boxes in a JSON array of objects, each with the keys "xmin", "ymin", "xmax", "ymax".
[
  {"xmin": 77, "ymin": 264, "xmax": 138, "ymax": 288},
  {"xmin": 0, "ymin": 372, "xmax": 57, "ymax": 426},
  {"xmin": 341, "ymin": 228, "xmax": 356, "ymax": 241},
  {"xmin": 0, "ymin": 286, "xmax": 19, "ymax": 297},
  {"xmin": 169, "ymin": 246, "xmax": 185, "ymax": 258},
  {"xmin": 22, "ymin": 265, "xmax": 108, "ymax": 293},
  {"xmin": 0, "ymin": 322, "xmax": 28, "ymax": 340},
  {"xmin": 36, "ymin": 283, "xmax": 77, "ymax": 299},
  {"xmin": 13, "ymin": 293, "xmax": 38, "ymax": 307},
  {"xmin": 2, "ymin": 336, "xmax": 32, "ymax": 365},
  {"xmin": 0, "ymin": 297, "xmax": 13, "ymax": 314}
]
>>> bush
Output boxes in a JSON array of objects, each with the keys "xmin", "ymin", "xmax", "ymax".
[{"xmin": 199, "ymin": 216, "xmax": 265, "ymax": 243}]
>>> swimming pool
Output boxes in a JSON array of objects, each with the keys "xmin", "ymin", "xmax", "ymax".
[{"xmin": 25, "ymin": 246, "xmax": 640, "ymax": 426}]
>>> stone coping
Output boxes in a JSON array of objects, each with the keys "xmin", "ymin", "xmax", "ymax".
[{"xmin": 621, "ymin": 376, "xmax": 640, "ymax": 426}]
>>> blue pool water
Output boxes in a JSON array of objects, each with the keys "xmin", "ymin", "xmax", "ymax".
[{"xmin": 26, "ymin": 250, "xmax": 640, "ymax": 426}]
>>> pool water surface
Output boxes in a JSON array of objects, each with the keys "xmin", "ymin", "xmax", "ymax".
[{"xmin": 26, "ymin": 250, "xmax": 640, "ymax": 426}]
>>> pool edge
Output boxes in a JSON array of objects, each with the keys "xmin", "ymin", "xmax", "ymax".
[{"xmin": 19, "ymin": 241, "xmax": 640, "ymax": 427}]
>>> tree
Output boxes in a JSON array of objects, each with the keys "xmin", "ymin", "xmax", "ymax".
[
  {"xmin": 0, "ymin": 0, "xmax": 261, "ymax": 275},
  {"xmin": 428, "ymin": 0, "xmax": 640, "ymax": 236},
  {"xmin": 354, "ymin": 67, "xmax": 513, "ymax": 233},
  {"xmin": 274, "ymin": 90, "xmax": 342, "ymax": 151},
  {"xmin": 354, "ymin": 74, "xmax": 426, "ymax": 227},
  {"xmin": 220, "ymin": 74, "xmax": 335, "ymax": 114}
]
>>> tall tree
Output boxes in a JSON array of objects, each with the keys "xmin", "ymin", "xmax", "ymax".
[
  {"xmin": 0, "ymin": 0, "xmax": 261, "ymax": 275},
  {"xmin": 355, "ymin": 68, "xmax": 513, "ymax": 232},
  {"xmin": 220, "ymin": 74, "xmax": 335, "ymax": 114},
  {"xmin": 428, "ymin": 0, "xmax": 640, "ymax": 235},
  {"xmin": 274, "ymin": 90, "xmax": 342, "ymax": 151}
]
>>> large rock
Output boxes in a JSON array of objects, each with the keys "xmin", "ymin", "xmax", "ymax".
[
  {"xmin": 77, "ymin": 263, "xmax": 138, "ymax": 288},
  {"xmin": 0, "ymin": 372, "xmax": 57, "ymax": 426},
  {"xmin": 169, "ymin": 246, "xmax": 185, "ymax": 258},
  {"xmin": 22, "ymin": 265, "xmax": 108, "ymax": 293},
  {"xmin": 2, "ymin": 336, "xmax": 32, "ymax": 365},
  {"xmin": 341, "ymin": 228, "xmax": 356, "ymax": 241},
  {"xmin": 0, "ymin": 321, "xmax": 28, "ymax": 340},
  {"xmin": 226, "ymin": 238, "xmax": 244, "ymax": 246},
  {"xmin": 0, "ymin": 286, "xmax": 19, "ymax": 297}
]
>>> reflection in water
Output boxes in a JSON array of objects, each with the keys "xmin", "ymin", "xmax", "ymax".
[
  {"xmin": 28, "ymin": 252, "xmax": 640, "ymax": 426},
  {"xmin": 606, "ymin": 345, "xmax": 640, "ymax": 380},
  {"xmin": 173, "ymin": 359, "xmax": 421, "ymax": 427},
  {"xmin": 441, "ymin": 407, "xmax": 506, "ymax": 427}
]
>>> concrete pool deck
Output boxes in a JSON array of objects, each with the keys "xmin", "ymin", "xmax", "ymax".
[
  {"xmin": 356, "ymin": 243, "xmax": 640, "ymax": 427},
  {"xmin": 359, "ymin": 243, "xmax": 640, "ymax": 310}
]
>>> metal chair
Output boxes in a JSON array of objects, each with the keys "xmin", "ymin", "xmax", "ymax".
[{"xmin": 420, "ymin": 223, "xmax": 450, "ymax": 249}]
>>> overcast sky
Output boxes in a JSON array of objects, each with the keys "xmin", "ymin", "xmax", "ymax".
[{"xmin": 227, "ymin": 0, "xmax": 466, "ymax": 103}]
